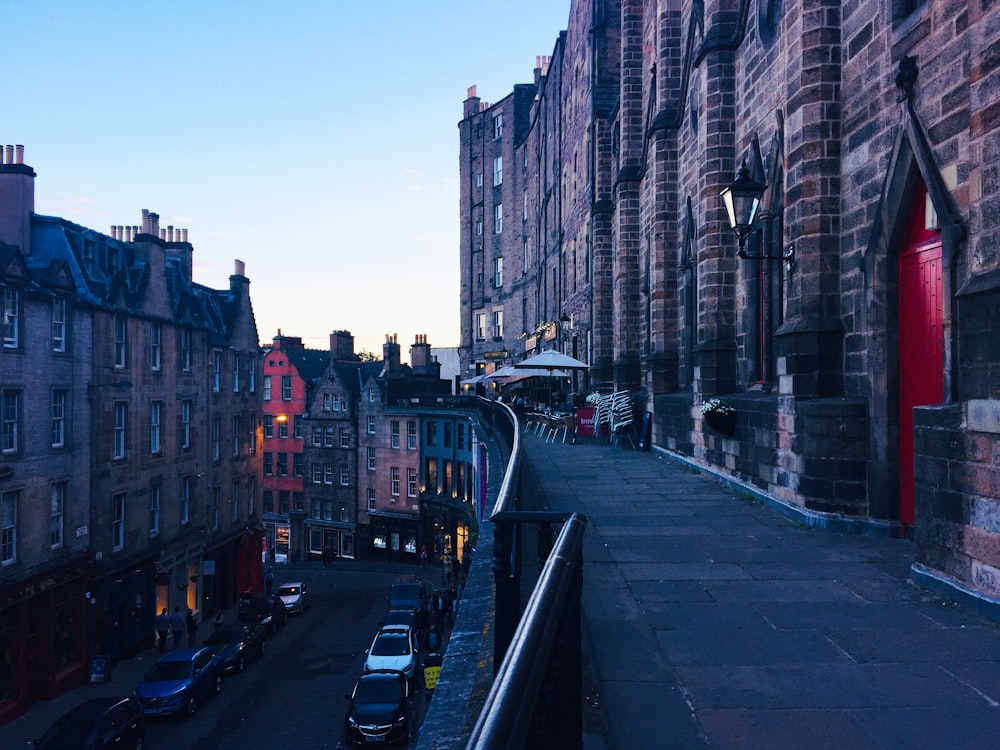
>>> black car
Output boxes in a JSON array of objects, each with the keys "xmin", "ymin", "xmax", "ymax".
[
  {"xmin": 387, "ymin": 582, "xmax": 427, "ymax": 612},
  {"xmin": 202, "ymin": 624, "xmax": 267, "ymax": 674},
  {"xmin": 239, "ymin": 594, "xmax": 288, "ymax": 635},
  {"xmin": 33, "ymin": 696, "xmax": 144, "ymax": 750},
  {"xmin": 344, "ymin": 669, "xmax": 411, "ymax": 746}
]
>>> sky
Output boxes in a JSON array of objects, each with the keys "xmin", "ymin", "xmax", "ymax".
[{"xmin": 6, "ymin": 1, "xmax": 571, "ymax": 356}]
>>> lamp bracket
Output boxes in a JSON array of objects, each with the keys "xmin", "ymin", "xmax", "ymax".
[{"xmin": 738, "ymin": 242, "xmax": 795, "ymax": 268}]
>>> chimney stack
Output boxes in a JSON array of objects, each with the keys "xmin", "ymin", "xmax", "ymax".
[
  {"xmin": 329, "ymin": 330, "xmax": 355, "ymax": 360},
  {"xmin": 0, "ymin": 144, "xmax": 36, "ymax": 255},
  {"xmin": 383, "ymin": 333, "xmax": 402, "ymax": 377}
]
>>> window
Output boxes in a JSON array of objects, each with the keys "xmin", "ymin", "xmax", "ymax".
[
  {"xmin": 293, "ymin": 415, "xmax": 302, "ymax": 439},
  {"xmin": 523, "ymin": 241, "xmax": 530, "ymax": 272},
  {"xmin": 523, "ymin": 190, "xmax": 528, "ymax": 221},
  {"xmin": 340, "ymin": 428, "xmax": 350, "ymax": 448},
  {"xmin": 249, "ymin": 415, "xmax": 257, "ymax": 455},
  {"xmin": 231, "ymin": 480, "xmax": 240, "ymax": 521},
  {"xmin": 278, "ymin": 417, "xmax": 289, "ymax": 439},
  {"xmin": 311, "ymin": 464, "xmax": 322, "ymax": 484},
  {"xmin": 264, "ymin": 415, "xmax": 274, "ymax": 439},
  {"xmin": 322, "ymin": 393, "xmax": 332, "ymax": 411},
  {"xmin": 150, "ymin": 401, "xmax": 162, "ymax": 454},
  {"xmin": 325, "ymin": 426, "xmax": 336, "ymax": 447},
  {"xmin": 390, "ymin": 420, "xmax": 400, "ymax": 448},
  {"xmin": 340, "ymin": 464, "xmax": 350, "ymax": 486},
  {"xmin": 180, "ymin": 328, "xmax": 192, "ymax": 372},
  {"xmin": 212, "ymin": 351, "xmax": 222, "ymax": 393},
  {"xmin": 294, "ymin": 453, "xmax": 304, "ymax": 477},
  {"xmin": 50, "ymin": 482, "xmax": 66, "ymax": 548},
  {"xmin": 2, "ymin": 286, "xmax": 19, "ymax": 349},
  {"xmin": 494, "ymin": 310, "xmax": 504, "ymax": 339},
  {"xmin": 277, "ymin": 452, "xmax": 288, "ymax": 476},
  {"xmin": 427, "ymin": 422, "xmax": 437, "ymax": 446},
  {"xmin": 281, "ymin": 376, "xmax": 292, "ymax": 400},
  {"xmin": 2, "ymin": 390, "xmax": 21, "ymax": 454},
  {"xmin": 407, "ymin": 468, "xmax": 417, "ymax": 498},
  {"xmin": 112, "ymin": 492, "xmax": 125, "ymax": 551},
  {"xmin": 390, "ymin": 467, "xmax": 400, "ymax": 498},
  {"xmin": 334, "ymin": 393, "xmax": 342, "ymax": 411},
  {"xmin": 312, "ymin": 426, "xmax": 322, "ymax": 446},
  {"xmin": 494, "ymin": 257, "xmax": 503, "ymax": 288},
  {"xmin": 476, "ymin": 172, "xmax": 483, "ymax": 188},
  {"xmin": 0, "ymin": 490, "xmax": 17, "ymax": 564},
  {"xmin": 367, "ymin": 447, "xmax": 376, "ymax": 471},
  {"xmin": 150, "ymin": 322, "xmax": 162, "ymax": 371},
  {"xmin": 367, "ymin": 416, "xmax": 376, "ymax": 434},
  {"xmin": 180, "ymin": 476, "xmax": 191, "ymax": 525},
  {"xmin": 476, "ymin": 219, "xmax": 483, "ymax": 236},
  {"xmin": 181, "ymin": 400, "xmax": 192, "ymax": 449},
  {"xmin": 114, "ymin": 313, "xmax": 127, "ymax": 368},
  {"xmin": 149, "ymin": 483, "xmax": 161, "ymax": 537},
  {"xmin": 893, "ymin": 0, "xmax": 925, "ymax": 23},
  {"xmin": 407, "ymin": 421, "xmax": 417, "ymax": 450},
  {"xmin": 264, "ymin": 490, "xmax": 274, "ymax": 512},
  {"xmin": 340, "ymin": 503, "xmax": 349, "ymax": 523},
  {"xmin": 113, "ymin": 402, "xmax": 127, "ymax": 459},
  {"xmin": 232, "ymin": 353, "xmax": 240, "ymax": 392},
  {"xmin": 211, "ymin": 486, "xmax": 220, "ymax": 530},
  {"xmin": 494, "ymin": 204, "xmax": 503, "ymax": 234},
  {"xmin": 367, "ymin": 488, "xmax": 376, "ymax": 512},
  {"xmin": 51, "ymin": 390, "xmax": 67, "ymax": 448},
  {"xmin": 52, "ymin": 298, "xmax": 67, "ymax": 352},
  {"xmin": 232, "ymin": 416, "xmax": 241, "ymax": 456},
  {"xmin": 324, "ymin": 464, "xmax": 334, "ymax": 485},
  {"xmin": 444, "ymin": 422, "xmax": 453, "ymax": 448},
  {"xmin": 264, "ymin": 452, "xmax": 273, "ymax": 476},
  {"xmin": 368, "ymin": 388, "xmax": 376, "ymax": 403},
  {"xmin": 278, "ymin": 491, "xmax": 290, "ymax": 514},
  {"xmin": 249, "ymin": 354, "xmax": 257, "ymax": 393},
  {"xmin": 493, "ymin": 156, "xmax": 503, "ymax": 186},
  {"xmin": 494, "ymin": 113, "xmax": 503, "ymax": 140},
  {"xmin": 248, "ymin": 476, "xmax": 256, "ymax": 516},
  {"xmin": 476, "ymin": 313, "xmax": 486, "ymax": 341},
  {"xmin": 211, "ymin": 416, "xmax": 221, "ymax": 461},
  {"xmin": 263, "ymin": 375, "xmax": 272, "ymax": 401},
  {"xmin": 82, "ymin": 240, "xmax": 96, "ymax": 276}
]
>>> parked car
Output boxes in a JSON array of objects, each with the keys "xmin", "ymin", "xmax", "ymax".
[
  {"xmin": 132, "ymin": 647, "xmax": 222, "ymax": 717},
  {"xmin": 238, "ymin": 594, "xmax": 288, "ymax": 634},
  {"xmin": 383, "ymin": 609, "xmax": 417, "ymax": 629},
  {"xmin": 344, "ymin": 669, "xmax": 411, "ymax": 747},
  {"xmin": 387, "ymin": 581, "xmax": 426, "ymax": 612},
  {"xmin": 364, "ymin": 626, "xmax": 419, "ymax": 685},
  {"xmin": 276, "ymin": 581, "xmax": 311, "ymax": 614},
  {"xmin": 202, "ymin": 623, "xmax": 267, "ymax": 674},
  {"xmin": 33, "ymin": 696, "xmax": 144, "ymax": 750}
]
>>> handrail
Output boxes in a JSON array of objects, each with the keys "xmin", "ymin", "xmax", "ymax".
[
  {"xmin": 465, "ymin": 512, "xmax": 588, "ymax": 750},
  {"xmin": 489, "ymin": 399, "xmax": 521, "ymax": 520}
]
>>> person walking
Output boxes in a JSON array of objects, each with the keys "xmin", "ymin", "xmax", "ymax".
[
  {"xmin": 265, "ymin": 567, "xmax": 275, "ymax": 597},
  {"xmin": 169, "ymin": 607, "xmax": 185, "ymax": 650},
  {"xmin": 155, "ymin": 608, "xmax": 170, "ymax": 653},
  {"xmin": 185, "ymin": 608, "xmax": 198, "ymax": 648},
  {"xmin": 425, "ymin": 623, "xmax": 442, "ymax": 654}
]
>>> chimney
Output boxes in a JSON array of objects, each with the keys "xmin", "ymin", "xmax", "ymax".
[
  {"xmin": 0, "ymin": 144, "xmax": 36, "ymax": 255},
  {"xmin": 272, "ymin": 332, "xmax": 304, "ymax": 351},
  {"xmin": 329, "ymin": 330, "xmax": 355, "ymax": 360},
  {"xmin": 463, "ymin": 85, "xmax": 481, "ymax": 119},
  {"xmin": 181, "ymin": 228, "xmax": 188, "ymax": 243},
  {"xmin": 383, "ymin": 333, "xmax": 402, "ymax": 377},
  {"xmin": 229, "ymin": 259, "xmax": 249, "ymax": 299},
  {"xmin": 410, "ymin": 334, "xmax": 432, "ymax": 374}
]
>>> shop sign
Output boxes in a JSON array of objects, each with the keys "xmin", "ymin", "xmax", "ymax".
[{"xmin": 484, "ymin": 350, "xmax": 508, "ymax": 359}]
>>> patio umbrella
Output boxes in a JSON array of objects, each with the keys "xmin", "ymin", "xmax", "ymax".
[
  {"xmin": 483, "ymin": 366, "xmax": 518, "ymax": 380},
  {"xmin": 514, "ymin": 350, "xmax": 589, "ymax": 371},
  {"xmin": 501, "ymin": 367, "xmax": 570, "ymax": 384}
]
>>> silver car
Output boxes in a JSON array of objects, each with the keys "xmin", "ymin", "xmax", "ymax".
[{"xmin": 276, "ymin": 581, "xmax": 311, "ymax": 614}]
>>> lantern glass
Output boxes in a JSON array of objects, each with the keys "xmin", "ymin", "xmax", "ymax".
[{"xmin": 720, "ymin": 160, "xmax": 766, "ymax": 241}]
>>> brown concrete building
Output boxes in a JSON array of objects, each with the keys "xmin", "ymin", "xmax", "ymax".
[
  {"xmin": 0, "ymin": 147, "xmax": 262, "ymax": 723},
  {"xmin": 458, "ymin": 1, "xmax": 1000, "ymax": 611}
]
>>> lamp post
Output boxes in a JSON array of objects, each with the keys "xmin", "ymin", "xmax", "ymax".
[{"xmin": 720, "ymin": 159, "xmax": 794, "ymax": 265}]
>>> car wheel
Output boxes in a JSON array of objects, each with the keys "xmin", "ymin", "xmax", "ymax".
[
  {"xmin": 214, "ymin": 676, "xmax": 222, "ymax": 694},
  {"xmin": 185, "ymin": 695, "xmax": 198, "ymax": 717}
]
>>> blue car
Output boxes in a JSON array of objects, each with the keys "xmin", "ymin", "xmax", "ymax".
[{"xmin": 132, "ymin": 647, "xmax": 222, "ymax": 718}]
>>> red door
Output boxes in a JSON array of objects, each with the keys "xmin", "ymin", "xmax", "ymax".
[{"xmin": 897, "ymin": 183, "xmax": 943, "ymax": 529}]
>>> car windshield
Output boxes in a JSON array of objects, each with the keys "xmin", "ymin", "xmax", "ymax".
[
  {"xmin": 277, "ymin": 586, "xmax": 300, "ymax": 596},
  {"xmin": 38, "ymin": 714, "xmax": 94, "ymax": 747},
  {"xmin": 372, "ymin": 633, "xmax": 410, "ymax": 656},
  {"xmin": 391, "ymin": 585, "xmax": 421, "ymax": 600},
  {"xmin": 384, "ymin": 611, "xmax": 415, "ymax": 626},
  {"xmin": 204, "ymin": 628, "xmax": 241, "ymax": 646},
  {"xmin": 357, "ymin": 677, "xmax": 402, "ymax": 703},
  {"xmin": 146, "ymin": 660, "xmax": 193, "ymax": 681}
]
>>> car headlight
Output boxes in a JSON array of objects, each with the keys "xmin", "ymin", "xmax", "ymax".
[
  {"xmin": 393, "ymin": 715, "xmax": 406, "ymax": 727},
  {"xmin": 347, "ymin": 715, "xmax": 359, "ymax": 729}
]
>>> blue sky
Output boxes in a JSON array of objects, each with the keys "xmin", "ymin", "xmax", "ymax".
[{"xmin": 7, "ymin": 1, "xmax": 570, "ymax": 355}]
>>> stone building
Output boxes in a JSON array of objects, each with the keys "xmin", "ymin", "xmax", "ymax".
[
  {"xmin": 458, "ymin": 1, "xmax": 1000, "ymax": 609},
  {"xmin": 0, "ymin": 146, "xmax": 262, "ymax": 723}
]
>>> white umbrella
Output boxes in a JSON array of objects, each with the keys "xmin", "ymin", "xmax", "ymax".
[
  {"xmin": 515, "ymin": 350, "xmax": 589, "ymax": 371},
  {"xmin": 483, "ymin": 366, "xmax": 518, "ymax": 380},
  {"xmin": 501, "ymin": 367, "xmax": 570, "ymax": 384}
]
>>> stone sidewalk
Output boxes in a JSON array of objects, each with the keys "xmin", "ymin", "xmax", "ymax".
[{"xmin": 524, "ymin": 433, "xmax": 1000, "ymax": 750}]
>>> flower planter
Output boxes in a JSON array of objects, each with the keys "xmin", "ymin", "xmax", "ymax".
[{"xmin": 703, "ymin": 410, "xmax": 736, "ymax": 436}]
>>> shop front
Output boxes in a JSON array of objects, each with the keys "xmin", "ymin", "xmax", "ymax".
[
  {"xmin": 369, "ymin": 511, "xmax": 419, "ymax": 564},
  {"xmin": 305, "ymin": 519, "xmax": 356, "ymax": 562}
]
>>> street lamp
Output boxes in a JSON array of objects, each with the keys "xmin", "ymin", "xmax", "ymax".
[{"xmin": 720, "ymin": 159, "xmax": 794, "ymax": 264}]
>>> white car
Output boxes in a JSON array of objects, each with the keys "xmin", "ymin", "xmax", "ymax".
[
  {"xmin": 276, "ymin": 582, "xmax": 311, "ymax": 614},
  {"xmin": 363, "ymin": 626, "xmax": 419, "ymax": 684}
]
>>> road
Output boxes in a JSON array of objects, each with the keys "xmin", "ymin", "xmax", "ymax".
[{"xmin": 134, "ymin": 564, "xmax": 438, "ymax": 750}]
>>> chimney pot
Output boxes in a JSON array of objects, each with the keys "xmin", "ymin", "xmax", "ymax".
[
  {"xmin": 4, "ymin": 145, "xmax": 12, "ymax": 164},
  {"xmin": 182, "ymin": 228, "xmax": 188, "ymax": 243},
  {"xmin": 14, "ymin": 145, "xmax": 23, "ymax": 164}
]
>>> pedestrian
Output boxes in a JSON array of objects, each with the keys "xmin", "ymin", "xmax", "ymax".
[
  {"xmin": 170, "ymin": 607, "xmax": 185, "ymax": 650},
  {"xmin": 214, "ymin": 608, "xmax": 225, "ymax": 628},
  {"xmin": 265, "ymin": 567, "xmax": 275, "ymax": 597},
  {"xmin": 155, "ymin": 607, "xmax": 170, "ymax": 653},
  {"xmin": 443, "ymin": 587, "xmax": 455, "ymax": 627},
  {"xmin": 185, "ymin": 608, "xmax": 198, "ymax": 648},
  {"xmin": 420, "ymin": 544, "xmax": 428, "ymax": 567},
  {"xmin": 425, "ymin": 623, "xmax": 442, "ymax": 653},
  {"xmin": 443, "ymin": 554, "xmax": 453, "ymax": 586}
]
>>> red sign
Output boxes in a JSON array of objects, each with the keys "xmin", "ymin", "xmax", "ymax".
[{"xmin": 575, "ymin": 406, "xmax": 595, "ymax": 437}]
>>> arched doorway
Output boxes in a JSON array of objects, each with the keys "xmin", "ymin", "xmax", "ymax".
[{"xmin": 897, "ymin": 180, "xmax": 943, "ymax": 529}]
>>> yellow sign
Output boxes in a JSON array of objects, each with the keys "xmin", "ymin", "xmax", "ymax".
[{"xmin": 423, "ymin": 664, "xmax": 441, "ymax": 691}]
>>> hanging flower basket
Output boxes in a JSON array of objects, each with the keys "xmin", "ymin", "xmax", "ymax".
[{"xmin": 700, "ymin": 398, "xmax": 737, "ymax": 436}]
